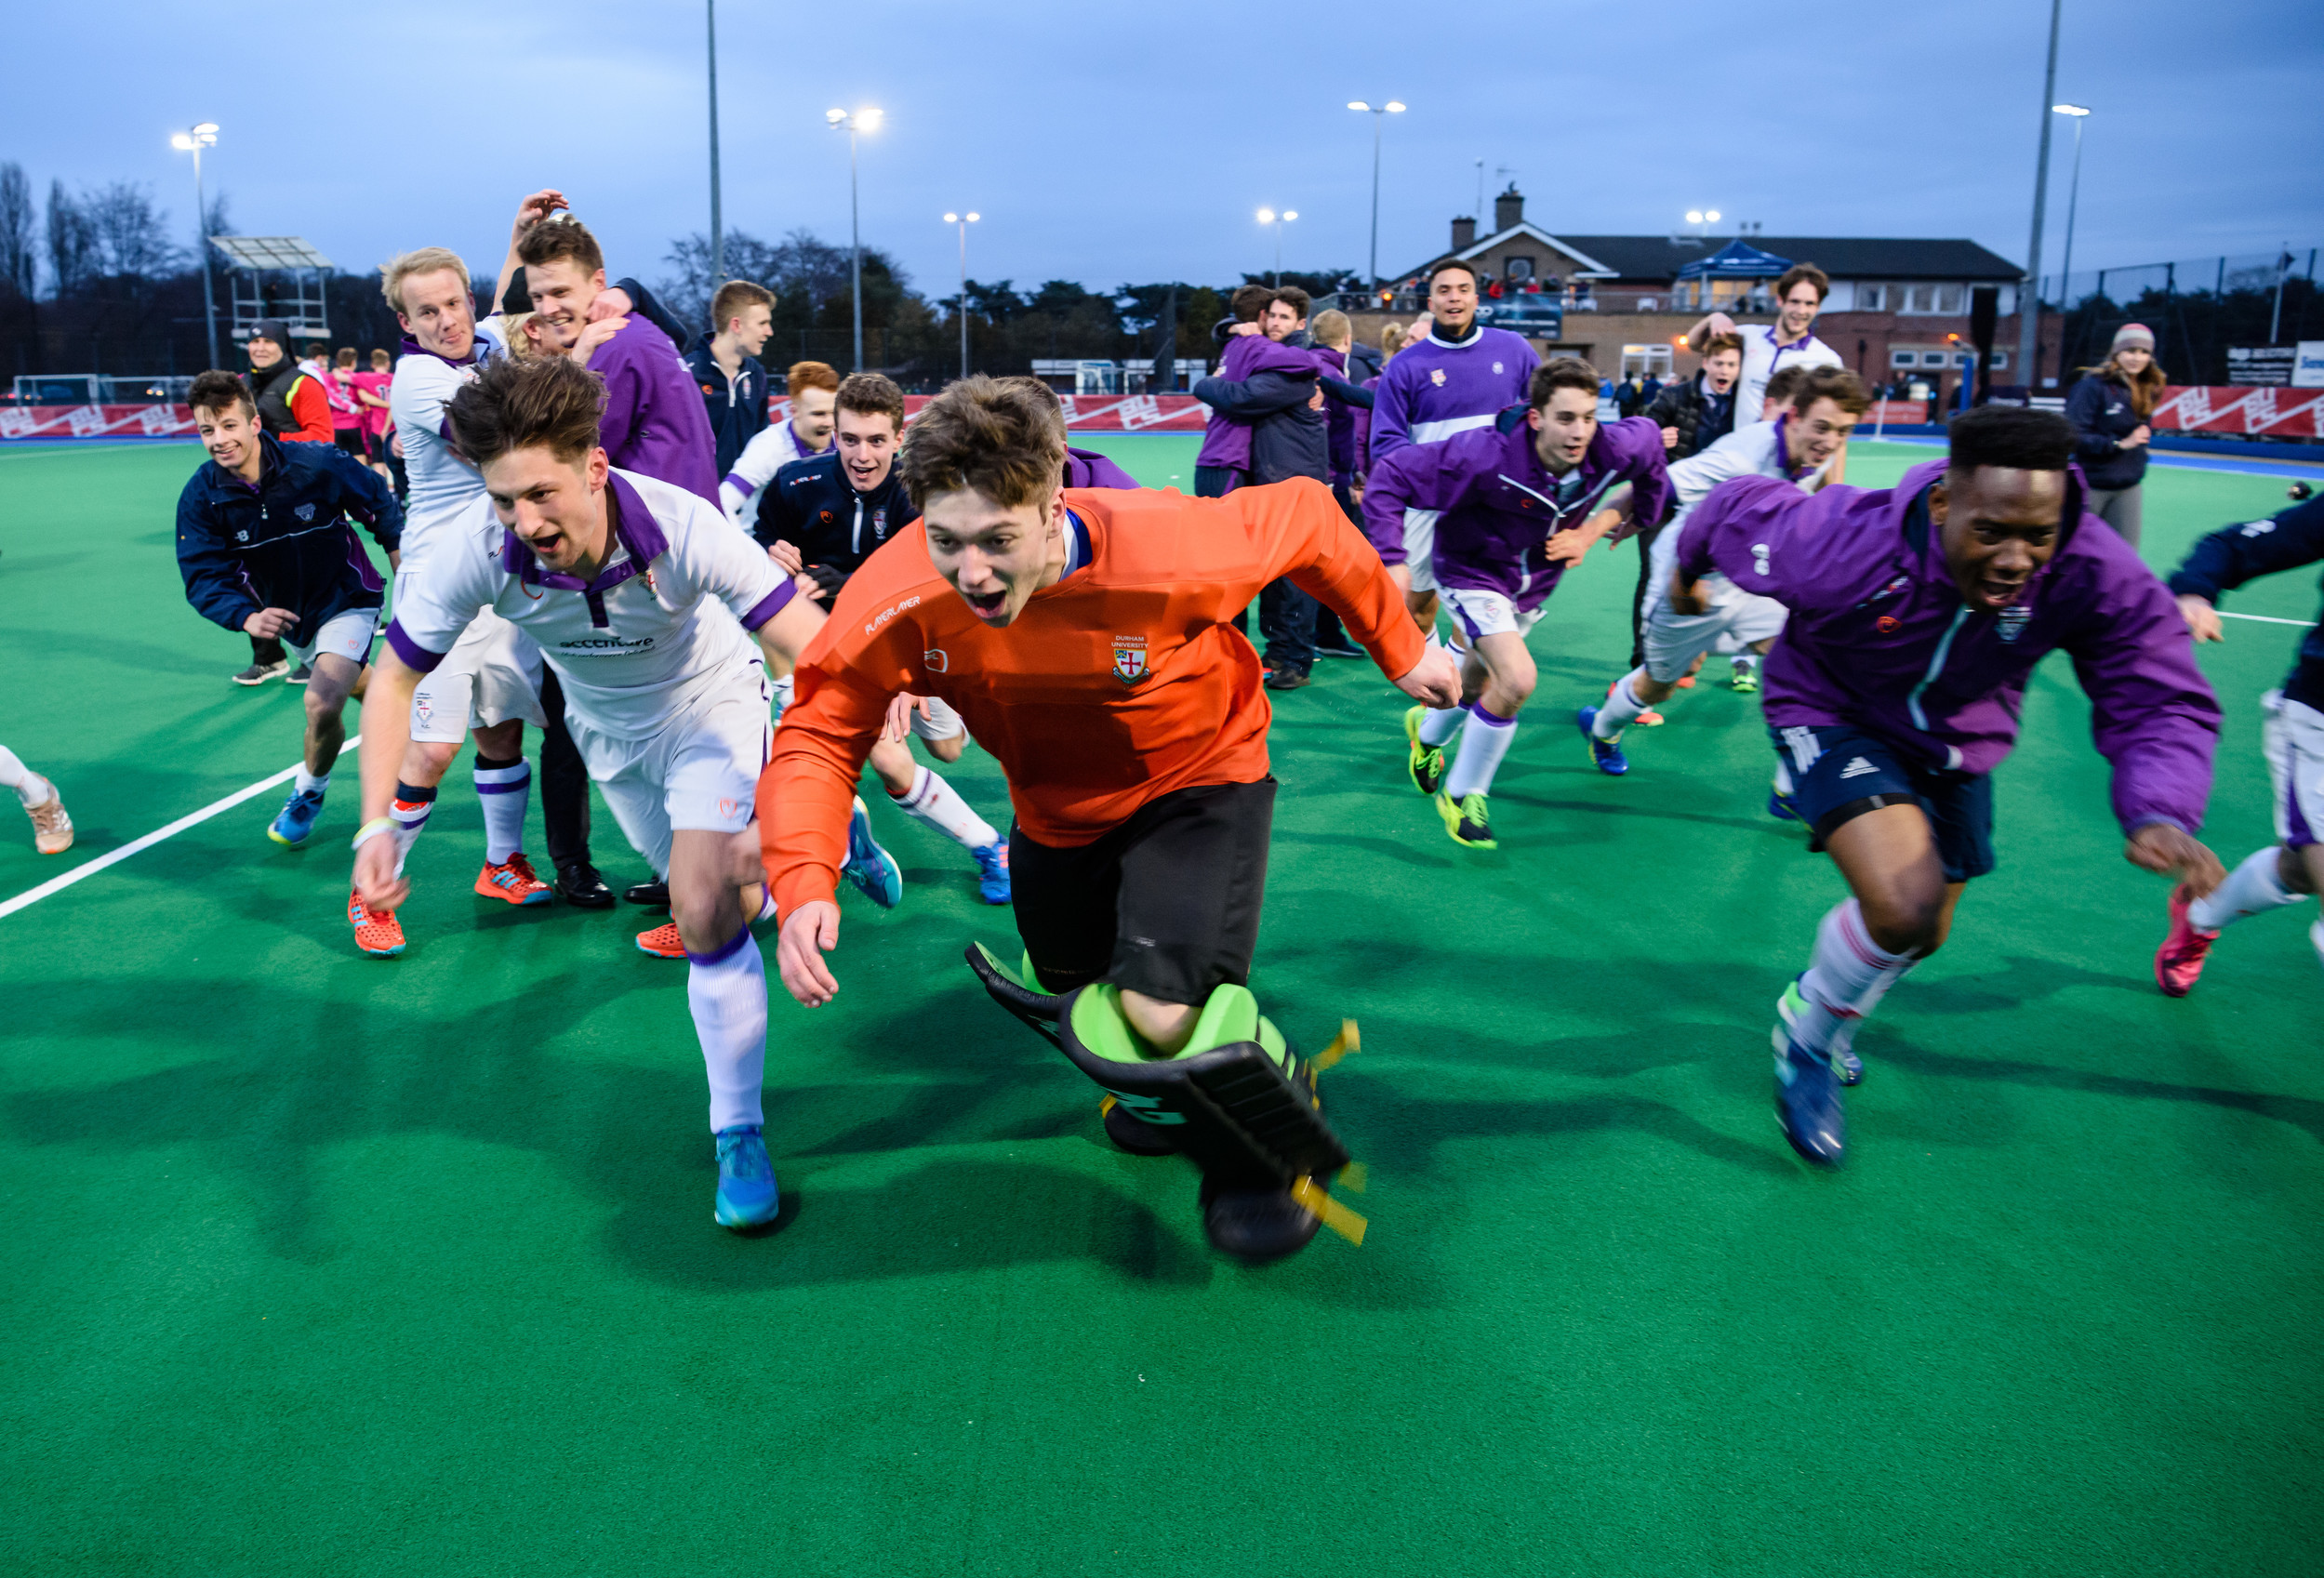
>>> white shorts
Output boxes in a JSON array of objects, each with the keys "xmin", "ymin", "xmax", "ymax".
[
  {"xmin": 287, "ymin": 606, "xmax": 378, "ymax": 670},
  {"xmin": 910, "ymin": 694, "xmax": 965, "ymax": 742},
  {"xmin": 1403, "ymin": 509, "xmax": 1440, "ymax": 594},
  {"xmin": 1641, "ymin": 588, "xmax": 1787, "ymax": 683},
  {"xmin": 2263, "ymin": 690, "xmax": 2324, "ymax": 850},
  {"xmin": 1442, "ymin": 586, "xmax": 1541, "ymax": 641},
  {"xmin": 410, "ymin": 609, "xmax": 549, "ymax": 743},
  {"xmin": 570, "ymin": 665, "xmax": 771, "ymax": 880}
]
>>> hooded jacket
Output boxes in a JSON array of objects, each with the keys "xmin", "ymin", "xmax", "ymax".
[
  {"xmin": 176, "ymin": 431, "xmax": 404, "ymax": 646},
  {"xmin": 2064, "ymin": 370, "xmax": 2152, "ymax": 492},
  {"xmin": 1677, "ymin": 457, "xmax": 2218, "ymax": 832},
  {"xmin": 248, "ymin": 356, "xmax": 332, "ymax": 444},
  {"xmin": 1361, "ymin": 414, "xmax": 1670, "ymax": 611}
]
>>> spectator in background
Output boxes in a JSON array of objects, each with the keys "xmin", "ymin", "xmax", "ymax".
[
  {"xmin": 687, "ymin": 279, "xmax": 775, "ymax": 477},
  {"xmin": 1639, "ymin": 368, "xmax": 1665, "ymax": 407},
  {"xmin": 1379, "ymin": 321, "xmax": 1408, "ymax": 364},
  {"xmin": 1646, "ymin": 331, "xmax": 1743, "ymax": 457},
  {"xmin": 1615, "ymin": 371, "xmax": 1648, "ymax": 418},
  {"xmin": 2065, "ymin": 323, "xmax": 2163, "ymax": 550},
  {"xmin": 327, "ymin": 349, "xmax": 367, "ymax": 463},
  {"xmin": 231, "ymin": 319, "xmax": 334, "ymax": 683},
  {"xmin": 352, "ymin": 350, "xmax": 395, "ymax": 484},
  {"xmin": 1308, "ymin": 308, "xmax": 1378, "ymax": 661}
]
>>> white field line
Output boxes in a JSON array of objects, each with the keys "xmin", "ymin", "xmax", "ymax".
[
  {"xmin": 0, "ymin": 736, "xmax": 360, "ymax": 922},
  {"xmin": 2216, "ymin": 611, "xmax": 2311, "ymax": 627}
]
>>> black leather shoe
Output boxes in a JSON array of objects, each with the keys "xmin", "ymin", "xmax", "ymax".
[
  {"xmin": 624, "ymin": 878, "xmax": 671, "ymax": 908},
  {"xmin": 554, "ymin": 860, "xmax": 615, "ymax": 908},
  {"xmin": 1263, "ymin": 665, "xmax": 1311, "ymax": 691}
]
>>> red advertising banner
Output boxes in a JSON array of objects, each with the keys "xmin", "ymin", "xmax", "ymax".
[
  {"xmin": 2152, "ymin": 385, "xmax": 2324, "ymax": 439},
  {"xmin": 1, "ymin": 392, "xmax": 1216, "ymax": 441}
]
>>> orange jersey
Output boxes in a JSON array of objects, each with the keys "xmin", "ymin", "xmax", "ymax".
[{"xmin": 759, "ymin": 478, "xmax": 1424, "ymax": 917}]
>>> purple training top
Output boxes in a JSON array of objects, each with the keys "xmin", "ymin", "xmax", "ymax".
[
  {"xmin": 1367, "ymin": 325, "xmax": 1539, "ymax": 464},
  {"xmin": 1192, "ymin": 332, "xmax": 1337, "ymax": 472},
  {"xmin": 1363, "ymin": 415, "xmax": 1670, "ymax": 612},
  {"xmin": 1063, "ymin": 445, "xmax": 1139, "ymax": 490},
  {"xmin": 590, "ymin": 314, "xmax": 720, "ymax": 505},
  {"xmin": 1676, "ymin": 457, "xmax": 2219, "ymax": 833}
]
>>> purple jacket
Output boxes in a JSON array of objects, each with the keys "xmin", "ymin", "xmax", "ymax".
[
  {"xmin": 1367, "ymin": 325, "xmax": 1539, "ymax": 465},
  {"xmin": 1363, "ymin": 415, "xmax": 1671, "ymax": 610},
  {"xmin": 591, "ymin": 314, "xmax": 720, "ymax": 505},
  {"xmin": 1192, "ymin": 332, "xmax": 1334, "ymax": 471},
  {"xmin": 1064, "ymin": 445, "xmax": 1138, "ymax": 489},
  {"xmin": 1677, "ymin": 457, "xmax": 2219, "ymax": 832}
]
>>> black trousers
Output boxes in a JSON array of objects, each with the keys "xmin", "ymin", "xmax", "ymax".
[
  {"xmin": 536, "ymin": 669, "xmax": 593, "ymax": 868},
  {"xmin": 251, "ymin": 633, "xmax": 286, "ymax": 667},
  {"xmin": 1627, "ymin": 524, "xmax": 1661, "ymax": 670},
  {"xmin": 1010, "ymin": 778, "xmax": 1275, "ymax": 1005},
  {"xmin": 1258, "ymin": 578, "xmax": 1318, "ymax": 670}
]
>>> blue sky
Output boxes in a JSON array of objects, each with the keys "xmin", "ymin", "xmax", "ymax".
[{"xmin": 8, "ymin": 0, "xmax": 2318, "ymax": 301}]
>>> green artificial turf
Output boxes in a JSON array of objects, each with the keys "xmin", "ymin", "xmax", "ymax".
[{"xmin": 1, "ymin": 437, "xmax": 2318, "ymax": 1575}]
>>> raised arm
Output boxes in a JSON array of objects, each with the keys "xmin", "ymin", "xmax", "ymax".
[
  {"xmin": 1192, "ymin": 367, "xmax": 1316, "ymax": 419},
  {"xmin": 1247, "ymin": 478, "xmax": 1454, "ymax": 700}
]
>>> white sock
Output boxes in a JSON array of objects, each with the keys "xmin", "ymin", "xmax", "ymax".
[
  {"xmin": 0, "ymin": 747, "xmax": 51, "ymax": 807},
  {"xmin": 473, "ymin": 757, "xmax": 531, "ymax": 864},
  {"xmin": 390, "ymin": 781, "xmax": 436, "ymax": 876},
  {"xmin": 294, "ymin": 766, "xmax": 329, "ymax": 796},
  {"xmin": 1790, "ymin": 899, "xmax": 1917, "ymax": 1059},
  {"xmin": 1442, "ymin": 702, "xmax": 1519, "ymax": 800},
  {"xmin": 1595, "ymin": 670, "xmax": 1651, "ymax": 738},
  {"xmin": 688, "ymin": 930, "xmax": 768, "ymax": 1133},
  {"xmin": 1417, "ymin": 705, "xmax": 1466, "ymax": 748},
  {"xmin": 2188, "ymin": 846, "xmax": 2303, "ymax": 932},
  {"xmin": 1733, "ymin": 653, "xmax": 1760, "ymax": 679},
  {"xmin": 771, "ymin": 672, "xmax": 795, "ymax": 724},
  {"xmin": 891, "ymin": 763, "xmax": 1000, "ymax": 851}
]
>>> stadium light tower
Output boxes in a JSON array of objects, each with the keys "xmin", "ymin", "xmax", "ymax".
[
  {"xmin": 827, "ymin": 106, "xmax": 883, "ymax": 370},
  {"xmin": 1347, "ymin": 100, "xmax": 1404, "ymax": 290},
  {"xmin": 1257, "ymin": 207, "xmax": 1297, "ymax": 287},
  {"xmin": 2052, "ymin": 104, "xmax": 2091, "ymax": 335},
  {"xmin": 1686, "ymin": 208, "xmax": 1722, "ymax": 238},
  {"xmin": 944, "ymin": 211, "xmax": 978, "ymax": 380},
  {"xmin": 707, "ymin": 0, "xmax": 724, "ymax": 285},
  {"xmin": 170, "ymin": 123, "xmax": 220, "ymax": 369},
  {"xmin": 2015, "ymin": 0, "xmax": 2064, "ymax": 390}
]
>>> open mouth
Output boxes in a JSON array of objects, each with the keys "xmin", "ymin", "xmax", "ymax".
[
  {"xmin": 1976, "ymin": 577, "xmax": 2024, "ymax": 608},
  {"xmin": 961, "ymin": 588, "xmax": 1008, "ymax": 621}
]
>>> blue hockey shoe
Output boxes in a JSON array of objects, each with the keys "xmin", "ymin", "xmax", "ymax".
[
  {"xmin": 1575, "ymin": 707, "xmax": 1628, "ymax": 776},
  {"xmin": 842, "ymin": 795, "xmax": 902, "ymax": 909},
  {"xmin": 973, "ymin": 841, "xmax": 1011, "ymax": 905},
  {"xmin": 268, "ymin": 787, "xmax": 326, "ymax": 847},
  {"xmin": 1777, "ymin": 976, "xmax": 1862, "ymax": 1085},
  {"xmin": 714, "ymin": 1124, "xmax": 780, "ymax": 1229},
  {"xmin": 1773, "ymin": 1039, "xmax": 1845, "ymax": 1166}
]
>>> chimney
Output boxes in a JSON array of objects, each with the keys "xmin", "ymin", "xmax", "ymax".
[
  {"xmin": 1494, "ymin": 185, "xmax": 1523, "ymax": 234},
  {"xmin": 1451, "ymin": 215, "xmax": 1477, "ymax": 250}
]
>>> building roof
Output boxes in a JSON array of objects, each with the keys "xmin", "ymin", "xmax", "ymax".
[{"xmin": 1545, "ymin": 235, "xmax": 2022, "ymax": 285}]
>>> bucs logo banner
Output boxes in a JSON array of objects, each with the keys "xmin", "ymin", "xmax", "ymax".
[{"xmin": 1111, "ymin": 634, "xmax": 1150, "ymax": 684}]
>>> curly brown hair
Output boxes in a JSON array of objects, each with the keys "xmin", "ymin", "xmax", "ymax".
[{"xmin": 445, "ymin": 354, "xmax": 605, "ymax": 467}]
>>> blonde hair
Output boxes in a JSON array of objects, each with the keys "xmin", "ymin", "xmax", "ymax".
[
  {"xmin": 497, "ymin": 312, "xmax": 543, "ymax": 362},
  {"xmin": 1380, "ymin": 323, "xmax": 1408, "ymax": 363},
  {"xmin": 382, "ymin": 246, "xmax": 471, "ymax": 314},
  {"xmin": 1311, "ymin": 309, "xmax": 1352, "ymax": 349}
]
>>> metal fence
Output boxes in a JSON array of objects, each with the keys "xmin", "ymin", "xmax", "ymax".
[{"xmin": 2030, "ymin": 246, "xmax": 2319, "ymax": 385}]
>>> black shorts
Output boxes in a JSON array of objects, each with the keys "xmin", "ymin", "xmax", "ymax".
[
  {"xmin": 1771, "ymin": 723, "xmax": 1996, "ymax": 882},
  {"xmin": 1194, "ymin": 466, "xmax": 1245, "ymax": 499},
  {"xmin": 1010, "ymin": 778, "xmax": 1275, "ymax": 1005}
]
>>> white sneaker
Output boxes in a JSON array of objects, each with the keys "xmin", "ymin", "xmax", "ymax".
[{"xmin": 23, "ymin": 781, "xmax": 73, "ymax": 855}]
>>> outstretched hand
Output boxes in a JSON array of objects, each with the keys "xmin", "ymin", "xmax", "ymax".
[
  {"xmin": 511, "ymin": 188, "xmax": 567, "ymax": 243},
  {"xmin": 777, "ymin": 900, "xmax": 842, "ymax": 1006},
  {"xmin": 2177, "ymin": 593, "xmax": 2224, "ymax": 643},
  {"xmin": 1392, "ymin": 645, "xmax": 1462, "ymax": 708},
  {"xmin": 2125, "ymin": 822, "xmax": 2225, "ymax": 896}
]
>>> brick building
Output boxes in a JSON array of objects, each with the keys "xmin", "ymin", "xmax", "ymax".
[{"xmin": 1337, "ymin": 186, "xmax": 2043, "ymax": 403}]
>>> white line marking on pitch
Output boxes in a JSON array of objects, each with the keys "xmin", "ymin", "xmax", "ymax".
[
  {"xmin": 2216, "ymin": 611, "xmax": 2311, "ymax": 627},
  {"xmin": 0, "ymin": 736, "xmax": 360, "ymax": 922}
]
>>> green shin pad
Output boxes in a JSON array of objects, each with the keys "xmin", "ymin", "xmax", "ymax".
[
  {"xmin": 964, "ymin": 942, "xmax": 1069, "ymax": 1049},
  {"xmin": 1057, "ymin": 984, "xmax": 1350, "ymax": 1191}
]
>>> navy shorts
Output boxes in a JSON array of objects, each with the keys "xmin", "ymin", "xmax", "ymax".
[{"xmin": 1770, "ymin": 723, "xmax": 1996, "ymax": 882}]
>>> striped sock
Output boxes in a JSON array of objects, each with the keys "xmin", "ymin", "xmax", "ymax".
[
  {"xmin": 472, "ymin": 753, "xmax": 530, "ymax": 865},
  {"xmin": 1790, "ymin": 899, "xmax": 1917, "ymax": 1060},
  {"xmin": 1595, "ymin": 670, "xmax": 1651, "ymax": 738},
  {"xmin": 390, "ymin": 781, "xmax": 437, "ymax": 874},
  {"xmin": 890, "ymin": 764, "xmax": 1000, "ymax": 852}
]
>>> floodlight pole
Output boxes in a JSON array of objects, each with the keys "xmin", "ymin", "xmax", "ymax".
[
  {"xmin": 2014, "ymin": 0, "xmax": 2063, "ymax": 391},
  {"xmin": 1348, "ymin": 100, "xmax": 1403, "ymax": 289},
  {"xmin": 174, "ymin": 125, "xmax": 220, "ymax": 368},
  {"xmin": 707, "ymin": 0, "xmax": 724, "ymax": 286}
]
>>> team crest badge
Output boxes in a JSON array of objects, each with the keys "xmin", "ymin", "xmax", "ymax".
[
  {"xmin": 295, "ymin": 503, "xmax": 316, "ymax": 522},
  {"xmin": 1998, "ymin": 603, "xmax": 2031, "ymax": 643},
  {"xmin": 872, "ymin": 507, "xmax": 888, "ymax": 539},
  {"xmin": 1111, "ymin": 634, "xmax": 1150, "ymax": 684},
  {"xmin": 1492, "ymin": 361, "xmax": 1505, "ymax": 374},
  {"xmin": 1429, "ymin": 368, "xmax": 1447, "ymax": 387}
]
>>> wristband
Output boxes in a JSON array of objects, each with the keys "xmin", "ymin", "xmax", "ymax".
[{"xmin": 352, "ymin": 816, "xmax": 396, "ymax": 851}]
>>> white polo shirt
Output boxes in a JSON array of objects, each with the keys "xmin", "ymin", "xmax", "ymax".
[
  {"xmin": 386, "ymin": 468, "xmax": 795, "ymax": 740},
  {"xmin": 1734, "ymin": 323, "xmax": 1842, "ymax": 428}
]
